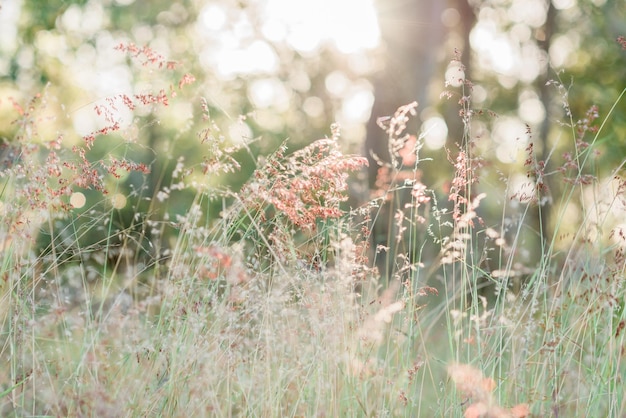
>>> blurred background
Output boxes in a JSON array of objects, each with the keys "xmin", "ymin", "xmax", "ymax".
[{"xmin": 0, "ymin": 0, "xmax": 625, "ymax": 270}]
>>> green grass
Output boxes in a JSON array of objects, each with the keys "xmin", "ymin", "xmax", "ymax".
[{"xmin": 1, "ymin": 55, "xmax": 625, "ymax": 417}]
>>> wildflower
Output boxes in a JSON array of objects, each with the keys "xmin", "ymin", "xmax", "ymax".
[
  {"xmin": 242, "ymin": 134, "xmax": 367, "ymax": 230},
  {"xmin": 448, "ymin": 363, "xmax": 530, "ymax": 418}
]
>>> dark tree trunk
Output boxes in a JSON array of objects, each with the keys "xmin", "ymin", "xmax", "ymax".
[
  {"xmin": 365, "ymin": 0, "xmax": 447, "ymax": 186},
  {"xmin": 364, "ymin": 0, "xmax": 451, "ymax": 278},
  {"xmin": 444, "ymin": 0, "xmax": 476, "ymax": 148},
  {"xmin": 537, "ymin": 0, "xmax": 557, "ymax": 246}
]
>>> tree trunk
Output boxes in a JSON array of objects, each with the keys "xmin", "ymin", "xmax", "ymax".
[
  {"xmin": 365, "ymin": 0, "xmax": 448, "ymax": 278},
  {"xmin": 365, "ymin": 0, "xmax": 447, "ymax": 184}
]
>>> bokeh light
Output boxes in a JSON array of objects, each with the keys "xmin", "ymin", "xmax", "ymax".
[{"xmin": 70, "ymin": 192, "xmax": 87, "ymax": 209}]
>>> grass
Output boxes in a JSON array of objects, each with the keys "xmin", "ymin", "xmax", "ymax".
[{"xmin": 1, "ymin": 44, "xmax": 625, "ymax": 417}]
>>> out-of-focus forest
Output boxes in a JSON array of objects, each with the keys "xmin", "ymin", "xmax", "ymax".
[{"xmin": 0, "ymin": 0, "xmax": 625, "ymax": 267}]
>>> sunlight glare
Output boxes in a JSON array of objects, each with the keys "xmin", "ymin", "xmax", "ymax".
[
  {"xmin": 471, "ymin": 23, "xmax": 515, "ymax": 74},
  {"xmin": 70, "ymin": 192, "xmax": 86, "ymax": 209},
  {"xmin": 302, "ymin": 96, "xmax": 325, "ymax": 118},
  {"xmin": 200, "ymin": 4, "xmax": 227, "ymax": 31},
  {"xmin": 493, "ymin": 117, "xmax": 528, "ymax": 164},
  {"xmin": 325, "ymin": 71, "xmax": 350, "ymax": 97},
  {"xmin": 248, "ymin": 77, "xmax": 290, "ymax": 109},
  {"xmin": 215, "ymin": 40, "xmax": 278, "ymax": 78},
  {"xmin": 0, "ymin": 0, "xmax": 21, "ymax": 58},
  {"xmin": 228, "ymin": 121, "xmax": 253, "ymax": 144},
  {"xmin": 197, "ymin": 1, "xmax": 379, "ymax": 78},
  {"xmin": 518, "ymin": 91, "xmax": 546, "ymax": 124},
  {"xmin": 341, "ymin": 87, "xmax": 374, "ymax": 123},
  {"xmin": 553, "ymin": 0, "xmax": 576, "ymax": 9},
  {"xmin": 421, "ymin": 116, "xmax": 448, "ymax": 150},
  {"xmin": 263, "ymin": 0, "xmax": 380, "ymax": 54}
]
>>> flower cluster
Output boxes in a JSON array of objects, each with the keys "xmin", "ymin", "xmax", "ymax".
[
  {"xmin": 448, "ymin": 363, "xmax": 529, "ymax": 418},
  {"xmin": 80, "ymin": 43, "xmax": 197, "ymax": 149},
  {"xmin": 242, "ymin": 133, "xmax": 367, "ymax": 230},
  {"xmin": 376, "ymin": 101, "xmax": 419, "ymax": 169},
  {"xmin": 447, "ymin": 148, "xmax": 483, "ymax": 224}
]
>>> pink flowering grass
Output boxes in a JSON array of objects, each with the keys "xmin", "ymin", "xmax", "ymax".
[
  {"xmin": 240, "ymin": 131, "xmax": 368, "ymax": 231},
  {"xmin": 0, "ymin": 40, "xmax": 625, "ymax": 417}
]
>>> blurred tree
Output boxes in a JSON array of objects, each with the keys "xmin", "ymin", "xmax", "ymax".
[
  {"xmin": 1, "ymin": 0, "xmax": 624, "ymax": 283},
  {"xmin": 365, "ymin": 0, "xmax": 446, "ymax": 183},
  {"xmin": 0, "ymin": 0, "xmax": 383, "ymax": 276},
  {"xmin": 363, "ymin": 0, "xmax": 626, "ymax": 280},
  {"xmin": 364, "ymin": 0, "xmax": 475, "ymax": 277},
  {"xmin": 461, "ymin": 0, "xmax": 626, "ymax": 261}
]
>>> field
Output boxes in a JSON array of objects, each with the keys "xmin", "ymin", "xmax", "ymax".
[{"xmin": 1, "ymin": 43, "xmax": 626, "ymax": 417}]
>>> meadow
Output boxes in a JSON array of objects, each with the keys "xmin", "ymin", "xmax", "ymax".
[{"xmin": 1, "ymin": 43, "xmax": 625, "ymax": 417}]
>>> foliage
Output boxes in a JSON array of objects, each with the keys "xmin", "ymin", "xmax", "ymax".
[
  {"xmin": 1, "ymin": 1, "xmax": 626, "ymax": 417},
  {"xmin": 1, "ymin": 33, "xmax": 626, "ymax": 416}
]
